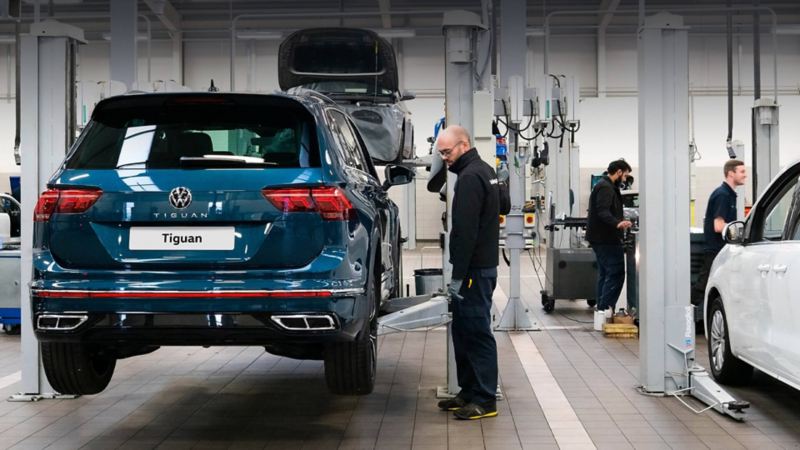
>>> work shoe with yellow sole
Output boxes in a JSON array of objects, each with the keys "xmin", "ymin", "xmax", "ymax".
[{"xmin": 453, "ymin": 402, "xmax": 498, "ymax": 420}]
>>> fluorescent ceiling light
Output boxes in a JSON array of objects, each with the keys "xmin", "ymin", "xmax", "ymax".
[
  {"xmin": 371, "ymin": 28, "xmax": 416, "ymax": 39},
  {"xmin": 101, "ymin": 32, "xmax": 148, "ymax": 41},
  {"xmin": 526, "ymin": 27, "xmax": 545, "ymax": 37},
  {"xmin": 775, "ymin": 25, "xmax": 800, "ymax": 35},
  {"xmin": 235, "ymin": 30, "xmax": 284, "ymax": 40}
]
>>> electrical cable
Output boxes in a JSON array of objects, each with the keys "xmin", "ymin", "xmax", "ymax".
[
  {"xmin": 547, "ymin": 118, "xmax": 564, "ymax": 139},
  {"xmin": 526, "ymin": 248, "xmax": 547, "ymax": 292},
  {"xmin": 725, "ymin": 0, "xmax": 735, "ymax": 159},
  {"xmin": 499, "ymin": 99, "xmax": 534, "ymax": 133},
  {"xmin": 557, "ymin": 312, "xmax": 594, "ymax": 324},
  {"xmin": 518, "ymin": 100, "xmax": 545, "ymax": 142},
  {"xmin": 495, "ymin": 117, "xmax": 510, "ymax": 138},
  {"xmin": 518, "ymin": 126, "xmax": 543, "ymax": 142}
]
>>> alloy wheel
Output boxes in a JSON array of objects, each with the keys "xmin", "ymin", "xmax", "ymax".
[{"xmin": 710, "ymin": 310, "xmax": 726, "ymax": 372}]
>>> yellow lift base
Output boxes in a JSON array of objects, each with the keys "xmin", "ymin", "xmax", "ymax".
[{"xmin": 603, "ymin": 323, "xmax": 639, "ymax": 339}]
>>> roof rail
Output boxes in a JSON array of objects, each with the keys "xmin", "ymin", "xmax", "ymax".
[{"xmin": 285, "ymin": 87, "xmax": 337, "ymax": 105}]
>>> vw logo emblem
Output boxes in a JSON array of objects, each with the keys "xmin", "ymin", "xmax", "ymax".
[{"xmin": 169, "ymin": 187, "xmax": 192, "ymax": 209}]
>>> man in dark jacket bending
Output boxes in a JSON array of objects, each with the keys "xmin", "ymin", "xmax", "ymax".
[
  {"xmin": 586, "ymin": 159, "xmax": 633, "ymax": 313},
  {"xmin": 435, "ymin": 125, "xmax": 500, "ymax": 420}
]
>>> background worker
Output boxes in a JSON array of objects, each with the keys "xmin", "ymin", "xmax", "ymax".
[
  {"xmin": 434, "ymin": 125, "xmax": 500, "ymax": 420},
  {"xmin": 586, "ymin": 159, "xmax": 633, "ymax": 313},
  {"xmin": 691, "ymin": 160, "xmax": 746, "ymax": 306}
]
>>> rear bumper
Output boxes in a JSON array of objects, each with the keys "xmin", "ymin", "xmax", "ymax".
[
  {"xmin": 33, "ymin": 312, "xmax": 363, "ymax": 346},
  {"xmin": 32, "ymin": 289, "xmax": 366, "ymax": 346}
]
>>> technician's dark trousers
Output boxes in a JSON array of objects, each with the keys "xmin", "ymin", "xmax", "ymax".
[
  {"xmin": 592, "ymin": 244, "xmax": 625, "ymax": 311},
  {"xmin": 691, "ymin": 252, "xmax": 717, "ymax": 306},
  {"xmin": 451, "ymin": 267, "xmax": 498, "ymax": 407}
]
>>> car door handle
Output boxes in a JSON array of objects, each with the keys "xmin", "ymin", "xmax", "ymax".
[
  {"xmin": 757, "ymin": 264, "xmax": 772, "ymax": 272},
  {"xmin": 773, "ymin": 264, "xmax": 788, "ymax": 273}
]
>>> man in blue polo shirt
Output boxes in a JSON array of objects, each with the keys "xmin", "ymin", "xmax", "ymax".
[{"xmin": 691, "ymin": 159, "xmax": 746, "ymax": 306}]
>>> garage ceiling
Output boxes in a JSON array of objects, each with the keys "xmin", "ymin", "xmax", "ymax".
[{"xmin": 2, "ymin": 1, "xmax": 798, "ymax": 39}]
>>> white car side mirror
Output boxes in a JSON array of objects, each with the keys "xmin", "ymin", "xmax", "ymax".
[{"xmin": 723, "ymin": 220, "xmax": 746, "ymax": 244}]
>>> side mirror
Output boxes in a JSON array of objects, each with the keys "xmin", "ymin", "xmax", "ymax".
[
  {"xmin": 723, "ymin": 220, "xmax": 746, "ymax": 245},
  {"xmin": 400, "ymin": 90, "xmax": 416, "ymax": 101},
  {"xmin": 382, "ymin": 164, "xmax": 415, "ymax": 190}
]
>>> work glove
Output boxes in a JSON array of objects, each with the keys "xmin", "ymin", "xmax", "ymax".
[{"xmin": 447, "ymin": 278, "xmax": 464, "ymax": 301}]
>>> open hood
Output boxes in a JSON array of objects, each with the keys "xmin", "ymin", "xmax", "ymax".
[{"xmin": 279, "ymin": 28, "xmax": 399, "ymax": 96}]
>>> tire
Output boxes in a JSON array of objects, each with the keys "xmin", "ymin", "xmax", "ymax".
[
  {"xmin": 707, "ymin": 297, "xmax": 752, "ymax": 385},
  {"xmin": 41, "ymin": 342, "xmax": 116, "ymax": 395},
  {"xmin": 324, "ymin": 264, "xmax": 378, "ymax": 395}
]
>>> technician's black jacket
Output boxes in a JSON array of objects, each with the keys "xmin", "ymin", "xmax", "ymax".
[
  {"xmin": 448, "ymin": 148, "xmax": 500, "ymax": 280},
  {"xmin": 586, "ymin": 175, "xmax": 624, "ymax": 245}
]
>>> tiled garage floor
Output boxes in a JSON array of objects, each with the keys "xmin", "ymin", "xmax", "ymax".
[{"xmin": 0, "ymin": 246, "xmax": 797, "ymax": 449}]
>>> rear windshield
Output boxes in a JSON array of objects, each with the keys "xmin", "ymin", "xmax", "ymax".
[{"xmin": 66, "ymin": 100, "xmax": 320, "ymax": 170}]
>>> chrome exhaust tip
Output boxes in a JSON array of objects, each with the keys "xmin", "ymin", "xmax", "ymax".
[
  {"xmin": 270, "ymin": 314, "xmax": 337, "ymax": 331},
  {"xmin": 36, "ymin": 314, "xmax": 89, "ymax": 331}
]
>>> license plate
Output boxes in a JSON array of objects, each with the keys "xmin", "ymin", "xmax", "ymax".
[{"xmin": 129, "ymin": 227, "xmax": 235, "ymax": 251}]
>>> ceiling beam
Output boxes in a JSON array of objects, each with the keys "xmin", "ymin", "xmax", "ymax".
[
  {"xmin": 143, "ymin": 0, "xmax": 182, "ymax": 33},
  {"xmin": 377, "ymin": 0, "xmax": 391, "ymax": 29}
]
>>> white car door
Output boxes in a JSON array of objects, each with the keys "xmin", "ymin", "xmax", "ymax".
[
  {"xmin": 723, "ymin": 241, "xmax": 774, "ymax": 367},
  {"xmin": 735, "ymin": 173, "xmax": 800, "ymax": 376},
  {"xmin": 762, "ymin": 178, "xmax": 800, "ymax": 386}
]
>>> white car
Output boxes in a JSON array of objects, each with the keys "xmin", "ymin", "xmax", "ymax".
[{"xmin": 704, "ymin": 161, "xmax": 800, "ymax": 389}]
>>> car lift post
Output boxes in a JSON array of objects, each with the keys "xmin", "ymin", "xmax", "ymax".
[
  {"xmin": 637, "ymin": 12, "xmax": 747, "ymax": 420},
  {"xmin": 543, "ymin": 88, "xmax": 572, "ymax": 252},
  {"xmin": 429, "ymin": 9, "xmax": 487, "ymax": 398},
  {"xmin": 12, "ymin": 21, "xmax": 86, "ymax": 401},
  {"xmin": 494, "ymin": 0, "xmax": 540, "ymax": 332}
]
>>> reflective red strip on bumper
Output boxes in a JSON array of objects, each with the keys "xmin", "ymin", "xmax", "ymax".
[{"xmin": 31, "ymin": 290, "xmax": 334, "ymax": 299}]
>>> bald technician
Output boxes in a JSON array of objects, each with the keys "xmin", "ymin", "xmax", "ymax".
[{"xmin": 435, "ymin": 125, "xmax": 500, "ymax": 420}]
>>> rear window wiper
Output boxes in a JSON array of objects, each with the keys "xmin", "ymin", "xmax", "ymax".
[{"xmin": 115, "ymin": 161, "xmax": 148, "ymax": 169}]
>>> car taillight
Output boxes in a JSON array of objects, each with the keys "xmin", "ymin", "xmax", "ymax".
[
  {"xmin": 261, "ymin": 188, "xmax": 316, "ymax": 213},
  {"xmin": 262, "ymin": 186, "xmax": 354, "ymax": 221},
  {"xmin": 34, "ymin": 188, "xmax": 103, "ymax": 222},
  {"xmin": 311, "ymin": 187, "xmax": 353, "ymax": 221}
]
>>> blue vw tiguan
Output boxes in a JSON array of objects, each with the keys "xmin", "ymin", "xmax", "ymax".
[{"xmin": 31, "ymin": 91, "xmax": 413, "ymax": 396}]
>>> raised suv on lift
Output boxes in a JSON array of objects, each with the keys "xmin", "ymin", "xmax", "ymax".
[{"xmin": 32, "ymin": 92, "xmax": 413, "ymax": 396}]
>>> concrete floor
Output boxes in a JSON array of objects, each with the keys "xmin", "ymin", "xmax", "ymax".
[{"xmin": 0, "ymin": 246, "xmax": 797, "ymax": 449}]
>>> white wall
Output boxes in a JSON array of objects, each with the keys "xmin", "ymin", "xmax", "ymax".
[{"xmin": 1, "ymin": 31, "xmax": 799, "ymax": 240}]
